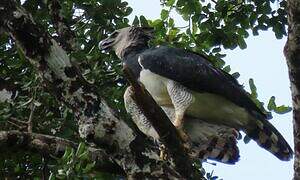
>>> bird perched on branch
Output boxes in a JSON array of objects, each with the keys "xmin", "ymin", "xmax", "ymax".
[
  {"xmin": 124, "ymin": 86, "xmax": 240, "ymax": 163},
  {"xmin": 99, "ymin": 26, "xmax": 293, "ymax": 162}
]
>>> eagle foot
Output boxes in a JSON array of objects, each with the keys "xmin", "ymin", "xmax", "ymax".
[
  {"xmin": 177, "ymin": 128, "xmax": 192, "ymax": 152},
  {"xmin": 159, "ymin": 144, "xmax": 168, "ymax": 160}
]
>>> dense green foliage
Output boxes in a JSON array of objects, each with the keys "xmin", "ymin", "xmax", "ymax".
[{"xmin": 0, "ymin": 0, "xmax": 291, "ymax": 178}]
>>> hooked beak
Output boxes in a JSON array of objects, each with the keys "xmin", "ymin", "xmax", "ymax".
[{"xmin": 98, "ymin": 37, "xmax": 115, "ymax": 51}]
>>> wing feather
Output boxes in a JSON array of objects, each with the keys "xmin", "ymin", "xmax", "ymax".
[{"xmin": 136, "ymin": 46, "xmax": 265, "ymax": 118}]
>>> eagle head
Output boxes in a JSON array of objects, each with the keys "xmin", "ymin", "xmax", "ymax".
[{"xmin": 99, "ymin": 26, "xmax": 154, "ymax": 58}]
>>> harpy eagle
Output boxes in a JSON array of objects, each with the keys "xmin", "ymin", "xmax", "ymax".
[{"xmin": 99, "ymin": 26, "xmax": 292, "ymax": 162}]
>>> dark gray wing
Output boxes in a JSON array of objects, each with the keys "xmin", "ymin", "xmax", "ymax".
[{"xmin": 138, "ymin": 46, "xmax": 266, "ymax": 118}]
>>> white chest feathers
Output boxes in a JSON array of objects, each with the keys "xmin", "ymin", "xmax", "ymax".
[
  {"xmin": 139, "ymin": 69, "xmax": 172, "ymax": 106},
  {"xmin": 138, "ymin": 67, "xmax": 250, "ymax": 129}
]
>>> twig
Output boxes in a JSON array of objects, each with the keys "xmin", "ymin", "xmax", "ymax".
[
  {"xmin": 27, "ymin": 84, "xmax": 38, "ymax": 133},
  {"xmin": 27, "ymin": 101, "xmax": 35, "ymax": 133},
  {"xmin": 9, "ymin": 117, "xmax": 28, "ymax": 124},
  {"xmin": 174, "ymin": 24, "xmax": 190, "ymax": 29},
  {"xmin": 211, "ymin": 0, "xmax": 217, "ymax": 4},
  {"xmin": 41, "ymin": 156, "xmax": 49, "ymax": 180},
  {"xmin": 6, "ymin": 120, "xmax": 24, "ymax": 129}
]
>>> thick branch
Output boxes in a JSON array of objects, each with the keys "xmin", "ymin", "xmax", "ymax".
[
  {"xmin": 284, "ymin": 1, "xmax": 300, "ymax": 179},
  {"xmin": 123, "ymin": 66, "xmax": 202, "ymax": 179},
  {"xmin": 0, "ymin": 1, "xmax": 184, "ymax": 178},
  {"xmin": 0, "ymin": 130, "xmax": 124, "ymax": 174},
  {"xmin": 47, "ymin": 0, "xmax": 77, "ymax": 52}
]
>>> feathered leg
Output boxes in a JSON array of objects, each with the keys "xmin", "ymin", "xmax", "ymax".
[{"xmin": 166, "ymin": 80, "xmax": 194, "ymax": 144}]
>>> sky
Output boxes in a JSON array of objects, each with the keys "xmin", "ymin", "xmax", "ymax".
[{"xmin": 126, "ymin": 0, "xmax": 293, "ymax": 179}]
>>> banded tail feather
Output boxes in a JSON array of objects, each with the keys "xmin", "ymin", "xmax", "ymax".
[
  {"xmin": 245, "ymin": 116, "xmax": 293, "ymax": 161},
  {"xmin": 198, "ymin": 131, "xmax": 240, "ymax": 164}
]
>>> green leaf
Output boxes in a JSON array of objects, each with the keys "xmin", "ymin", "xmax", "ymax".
[
  {"xmin": 168, "ymin": 18, "xmax": 174, "ymax": 27},
  {"xmin": 48, "ymin": 173, "xmax": 55, "ymax": 180},
  {"xmin": 213, "ymin": 55, "xmax": 225, "ymax": 68},
  {"xmin": 249, "ymin": 78, "xmax": 257, "ymax": 98},
  {"xmin": 132, "ymin": 16, "xmax": 139, "ymax": 26},
  {"xmin": 249, "ymin": 13, "xmax": 258, "ymax": 26},
  {"xmin": 66, "ymin": 148, "xmax": 74, "ymax": 161},
  {"xmin": 273, "ymin": 23, "xmax": 284, "ymax": 39},
  {"xmin": 78, "ymin": 151, "xmax": 89, "ymax": 160},
  {"xmin": 14, "ymin": 164, "xmax": 20, "ymax": 173},
  {"xmin": 82, "ymin": 162, "xmax": 96, "ymax": 173},
  {"xmin": 140, "ymin": 15, "xmax": 148, "ymax": 26},
  {"xmin": 17, "ymin": 47, "xmax": 26, "ymax": 62},
  {"xmin": 267, "ymin": 96, "xmax": 292, "ymax": 114},
  {"xmin": 243, "ymin": 135, "xmax": 251, "ymax": 144},
  {"xmin": 18, "ymin": 97, "xmax": 33, "ymax": 108},
  {"xmin": 240, "ymin": 18, "xmax": 250, "ymax": 29},
  {"xmin": 237, "ymin": 28, "xmax": 249, "ymax": 38},
  {"xmin": 232, "ymin": 72, "xmax": 240, "ymax": 79},
  {"xmin": 151, "ymin": 19, "xmax": 163, "ymax": 27},
  {"xmin": 252, "ymin": 27, "xmax": 259, "ymax": 36},
  {"xmin": 166, "ymin": 0, "xmax": 176, "ymax": 6},
  {"xmin": 124, "ymin": 7, "xmax": 133, "ymax": 16},
  {"xmin": 161, "ymin": 9, "xmax": 169, "ymax": 20},
  {"xmin": 237, "ymin": 37, "xmax": 247, "ymax": 49},
  {"xmin": 212, "ymin": 47, "xmax": 221, "ymax": 53},
  {"xmin": 275, "ymin": 105, "xmax": 292, "ymax": 114},
  {"xmin": 75, "ymin": 161, "xmax": 82, "ymax": 172},
  {"xmin": 76, "ymin": 142, "xmax": 86, "ymax": 156},
  {"xmin": 168, "ymin": 28, "xmax": 180, "ymax": 40},
  {"xmin": 267, "ymin": 96, "xmax": 276, "ymax": 111},
  {"xmin": 62, "ymin": 147, "xmax": 72, "ymax": 161},
  {"xmin": 223, "ymin": 65, "xmax": 231, "ymax": 73}
]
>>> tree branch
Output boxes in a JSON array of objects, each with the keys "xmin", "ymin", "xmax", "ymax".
[
  {"xmin": 0, "ymin": 130, "xmax": 124, "ymax": 175},
  {"xmin": 47, "ymin": 0, "xmax": 77, "ymax": 52},
  {"xmin": 123, "ymin": 66, "xmax": 203, "ymax": 179}
]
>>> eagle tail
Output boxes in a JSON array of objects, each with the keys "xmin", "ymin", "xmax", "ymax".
[
  {"xmin": 198, "ymin": 131, "xmax": 240, "ymax": 164},
  {"xmin": 245, "ymin": 116, "xmax": 293, "ymax": 161}
]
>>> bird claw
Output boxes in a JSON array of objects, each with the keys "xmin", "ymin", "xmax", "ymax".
[
  {"xmin": 159, "ymin": 129, "xmax": 192, "ymax": 161},
  {"xmin": 177, "ymin": 128, "xmax": 192, "ymax": 152},
  {"xmin": 159, "ymin": 144, "xmax": 168, "ymax": 160}
]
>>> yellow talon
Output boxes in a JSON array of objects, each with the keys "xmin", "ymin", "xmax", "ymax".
[{"xmin": 159, "ymin": 144, "xmax": 168, "ymax": 160}]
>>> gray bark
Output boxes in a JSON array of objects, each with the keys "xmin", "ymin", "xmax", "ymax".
[{"xmin": 284, "ymin": 1, "xmax": 300, "ymax": 179}]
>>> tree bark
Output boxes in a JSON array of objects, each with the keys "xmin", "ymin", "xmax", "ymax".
[
  {"xmin": 47, "ymin": 0, "xmax": 77, "ymax": 52},
  {"xmin": 284, "ymin": 1, "xmax": 300, "ymax": 179}
]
